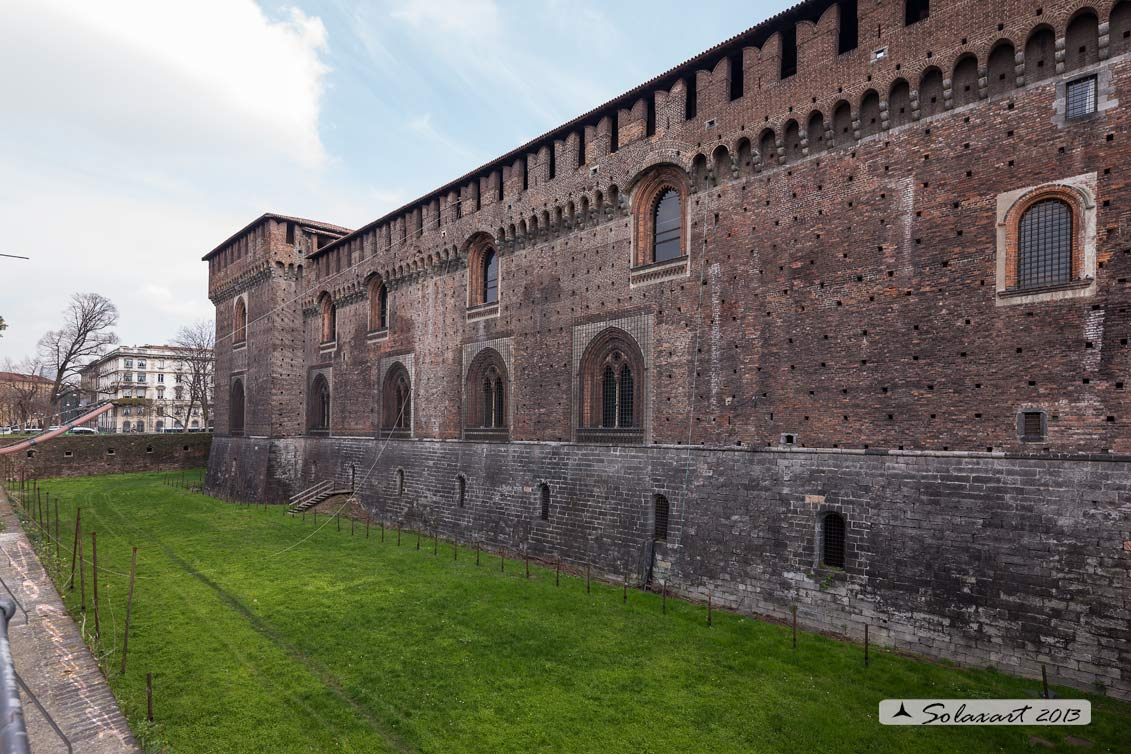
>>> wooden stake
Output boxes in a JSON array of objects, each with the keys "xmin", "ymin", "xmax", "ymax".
[
  {"xmin": 146, "ymin": 672, "xmax": 154, "ymax": 722},
  {"xmin": 91, "ymin": 531, "xmax": 100, "ymax": 639},
  {"xmin": 864, "ymin": 624, "xmax": 870, "ymax": 667},
  {"xmin": 120, "ymin": 547, "xmax": 138, "ymax": 674},
  {"xmin": 623, "ymin": 575, "xmax": 628, "ymax": 603},
  {"xmin": 53, "ymin": 497, "xmax": 60, "ymax": 559},
  {"xmin": 351, "ymin": 517, "xmax": 355, "ymax": 536},
  {"xmin": 1041, "ymin": 664, "xmax": 1050, "ymax": 699},
  {"xmin": 586, "ymin": 563, "xmax": 590, "ymax": 594},
  {"xmin": 791, "ymin": 605, "xmax": 798, "ymax": 649},
  {"xmin": 78, "ymin": 532, "xmax": 86, "ymax": 612},
  {"xmin": 555, "ymin": 560, "xmax": 560, "ymax": 586},
  {"xmin": 662, "ymin": 581, "xmax": 667, "ymax": 614},
  {"xmin": 396, "ymin": 525, "xmax": 401, "ymax": 546},
  {"xmin": 453, "ymin": 538, "xmax": 458, "ymax": 560},
  {"xmin": 416, "ymin": 530, "xmax": 421, "ymax": 550},
  {"xmin": 475, "ymin": 541, "xmax": 480, "ymax": 566},
  {"xmin": 525, "ymin": 552, "xmax": 530, "ymax": 579},
  {"xmin": 366, "ymin": 517, "xmax": 370, "ymax": 539},
  {"xmin": 433, "ymin": 533, "xmax": 438, "ymax": 556},
  {"xmin": 707, "ymin": 590, "xmax": 712, "ymax": 626},
  {"xmin": 336, "ymin": 514, "xmax": 340, "ymax": 532},
  {"xmin": 500, "ymin": 551, "xmax": 504, "ymax": 574}
]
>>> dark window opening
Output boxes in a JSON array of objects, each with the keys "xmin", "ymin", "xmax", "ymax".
[
  {"xmin": 822, "ymin": 513, "xmax": 846, "ymax": 568},
  {"xmin": 397, "ymin": 469, "xmax": 405, "ymax": 496},
  {"xmin": 578, "ymin": 129, "xmax": 586, "ymax": 167},
  {"xmin": 458, "ymin": 476, "xmax": 466, "ymax": 507},
  {"xmin": 230, "ymin": 379, "xmax": 245, "ymax": 435},
  {"xmin": 378, "ymin": 283, "xmax": 388, "ymax": 329},
  {"xmin": 837, "ymin": 0, "xmax": 858, "ymax": 53},
  {"xmin": 645, "ymin": 95, "xmax": 656, "ymax": 136},
  {"xmin": 540, "ymin": 483, "xmax": 550, "ymax": 521},
  {"xmin": 285, "ymin": 222, "xmax": 295, "ymax": 245},
  {"xmin": 497, "ymin": 174, "xmax": 504, "ymax": 201},
  {"xmin": 905, "ymin": 0, "xmax": 929, "ymax": 25},
  {"xmin": 310, "ymin": 375, "xmax": 330, "ymax": 431},
  {"xmin": 780, "ymin": 25, "xmax": 797, "ymax": 79},
  {"xmin": 728, "ymin": 51, "xmax": 744, "ymax": 100},
  {"xmin": 522, "ymin": 160, "xmax": 528, "ymax": 191},
  {"xmin": 654, "ymin": 494, "xmax": 670, "ymax": 541},
  {"xmin": 610, "ymin": 113, "xmax": 619, "ymax": 153},
  {"xmin": 1018, "ymin": 199, "xmax": 1072, "ymax": 288},
  {"xmin": 548, "ymin": 145, "xmax": 556, "ymax": 179},
  {"xmin": 684, "ymin": 75, "xmax": 697, "ymax": 119},
  {"xmin": 1066, "ymin": 75, "xmax": 1097, "ymax": 119}
]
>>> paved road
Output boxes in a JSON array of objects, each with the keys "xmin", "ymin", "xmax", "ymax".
[{"xmin": 0, "ymin": 488, "xmax": 137, "ymax": 753}]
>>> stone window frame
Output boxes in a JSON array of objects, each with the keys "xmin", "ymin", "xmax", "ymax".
[
  {"xmin": 629, "ymin": 164, "xmax": 691, "ymax": 287},
  {"xmin": 380, "ymin": 361, "xmax": 413, "ymax": 438},
  {"xmin": 463, "ymin": 347, "xmax": 509, "ymax": 441},
  {"xmin": 819, "ymin": 511, "xmax": 847, "ymax": 570},
  {"xmin": 995, "ymin": 173, "xmax": 1096, "ymax": 306},
  {"xmin": 306, "ymin": 369, "xmax": 332, "ymax": 434},
  {"xmin": 576, "ymin": 326, "xmax": 647, "ymax": 444}
]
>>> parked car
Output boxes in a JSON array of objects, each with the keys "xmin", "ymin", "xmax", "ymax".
[
  {"xmin": 68, "ymin": 427, "xmax": 96, "ymax": 435},
  {"xmin": 47, "ymin": 426, "xmax": 63, "ymax": 432},
  {"xmin": 0, "ymin": 427, "xmax": 11, "ymax": 435}
]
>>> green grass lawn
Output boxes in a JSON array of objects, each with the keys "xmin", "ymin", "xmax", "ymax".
[{"xmin": 8, "ymin": 471, "xmax": 1130, "ymax": 754}]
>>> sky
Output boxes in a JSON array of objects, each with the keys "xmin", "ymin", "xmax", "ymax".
[{"xmin": 0, "ymin": 0, "xmax": 784, "ymax": 364}]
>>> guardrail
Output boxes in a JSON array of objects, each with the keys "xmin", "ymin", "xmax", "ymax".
[{"xmin": 0, "ymin": 598, "xmax": 29, "ymax": 754}]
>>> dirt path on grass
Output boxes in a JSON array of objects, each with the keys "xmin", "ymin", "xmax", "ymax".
[{"xmin": 0, "ymin": 487, "xmax": 138, "ymax": 753}]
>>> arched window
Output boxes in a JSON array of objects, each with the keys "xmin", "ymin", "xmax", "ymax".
[
  {"xmin": 578, "ymin": 327, "xmax": 645, "ymax": 441},
  {"xmin": 319, "ymin": 293, "xmax": 336, "ymax": 344},
  {"xmin": 309, "ymin": 374, "xmax": 330, "ymax": 431},
  {"xmin": 632, "ymin": 165, "xmax": 689, "ymax": 266},
  {"xmin": 482, "ymin": 247, "xmax": 498, "ymax": 303},
  {"xmin": 987, "ymin": 41, "xmax": 1016, "ymax": 98},
  {"xmin": 654, "ymin": 494, "xmax": 670, "ymax": 541},
  {"xmin": 466, "ymin": 235, "xmax": 500, "ymax": 307},
  {"xmin": 782, "ymin": 120, "xmax": 802, "ymax": 162},
  {"xmin": 230, "ymin": 379, "xmax": 245, "ymax": 435},
  {"xmin": 233, "ymin": 298, "xmax": 247, "ymax": 345},
  {"xmin": 831, "ymin": 101, "xmax": 852, "ymax": 146},
  {"xmin": 1112, "ymin": 2, "xmax": 1131, "ymax": 58},
  {"xmin": 396, "ymin": 468, "xmax": 405, "ymax": 496},
  {"xmin": 464, "ymin": 348, "xmax": 508, "ymax": 439},
  {"xmin": 822, "ymin": 513, "xmax": 846, "ymax": 568},
  {"xmin": 381, "ymin": 363, "xmax": 412, "ymax": 435},
  {"xmin": 539, "ymin": 483, "xmax": 550, "ymax": 521},
  {"xmin": 368, "ymin": 279, "xmax": 388, "ymax": 331},
  {"xmin": 1017, "ymin": 199, "xmax": 1072, "ymax": 289}
]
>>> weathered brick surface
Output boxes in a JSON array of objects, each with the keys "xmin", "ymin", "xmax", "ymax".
[
  {"xmin": 204, "ymin": 1, "xmax": 1131, "ymax": 699},
  {"xmin": 3, "ymin": 434, "xmax": 211, "ymax": 480}
]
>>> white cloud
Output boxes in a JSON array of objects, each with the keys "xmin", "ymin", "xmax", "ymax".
[{"xmin": 0, "ymin": 1, "xmax": 357, "ymax": 361}]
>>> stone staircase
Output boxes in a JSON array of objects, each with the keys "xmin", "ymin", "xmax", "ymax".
[{"xmin": 287, "ymin": 479, "xmax": 352, "ymax": 514}]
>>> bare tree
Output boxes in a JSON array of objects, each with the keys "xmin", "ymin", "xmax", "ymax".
[
  {"xmin": 37, "ymin": 293, "xmax": 119, "ymax": 414},
  {"xmin": 1, "ymin": 357, "xmax": 51, "ymax": 428},
  {"xmin": 0, "ymin": 315, "xmax": 6, "ymax": 338},
  {"xmin": 169, "ymin": 320, "xmax": 215, "ymax": 432}
]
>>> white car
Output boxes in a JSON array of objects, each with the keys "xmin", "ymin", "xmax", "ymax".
[{"xmin": 68, "ymin": 427, "xmax": 96, "ymax": 435}]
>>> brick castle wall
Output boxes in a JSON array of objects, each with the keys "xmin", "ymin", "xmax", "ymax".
[
  {"xmin": 4, "ymin": 434, "xmax": 211, "ymax": 480},
  {"xmin": 208, "ymin": 435, "xmax": 1131, "ymax": 699}
]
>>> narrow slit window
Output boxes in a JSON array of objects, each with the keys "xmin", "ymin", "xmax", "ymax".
[
  {"xmin": 653, "ymin": 189, "xmax": 682, "ymax": 262},
  {"xmin": 654, "ymin": 494, "xmax": 670, "ymax": 541},
  {"xmin": 482, "ymin": 248, "xmax": 498, "ymax": 303},
  {"xmin": 540, "ymin": 483, "xmax": 550, "ymax": 521}
]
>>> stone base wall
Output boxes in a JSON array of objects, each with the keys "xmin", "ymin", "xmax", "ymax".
[
  {"xmin": 3, "ymin": 434, "xmax": 212, "ymax": 480},
  {"xmin": 206, "ymin": 436, "xmax": 1131, "ymax": 699}
]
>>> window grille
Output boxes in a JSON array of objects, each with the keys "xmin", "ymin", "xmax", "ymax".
[
  {"xmin": 654, "ymin": 495, "xmax": 670, "ymax": 541},
  {"xmin": 494, "ymin": 378, "xmax": 505, "ymax": 427},
  {"xmin": 540, "ymin": 484, "xmax": 550, "ymax": 520},
  {"xmin": 458, "ymin": 476, "xmax": 466, "ymax": 507},
  {"xmin": 1021, "ymin": 411, "xmax": 1045, "ymax": 441},
  {"xmin": 822, "ymin": 513, "xmax": 846, "ymax": 568},
  {"xmin": 482, "ymin": 378, "xmax": 493, "ymax": 427},
  {"xmin": 1017, "ymin": 199, "xmax": 1072, "ymax": 288},
  {"xmin": 653, "ymin": 189, "xmax": 682, "ymax": 262},
  {"xmin": 618, "ymin": 366, "xmax": 634, "ymax": 428},
  {"xmin": 1066, "ymin": 75, "xmax": 1097, "ymax": 119},
  {"xmin": 601, "ymin": 365, "xmax": 617, "ymax": 428}
]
